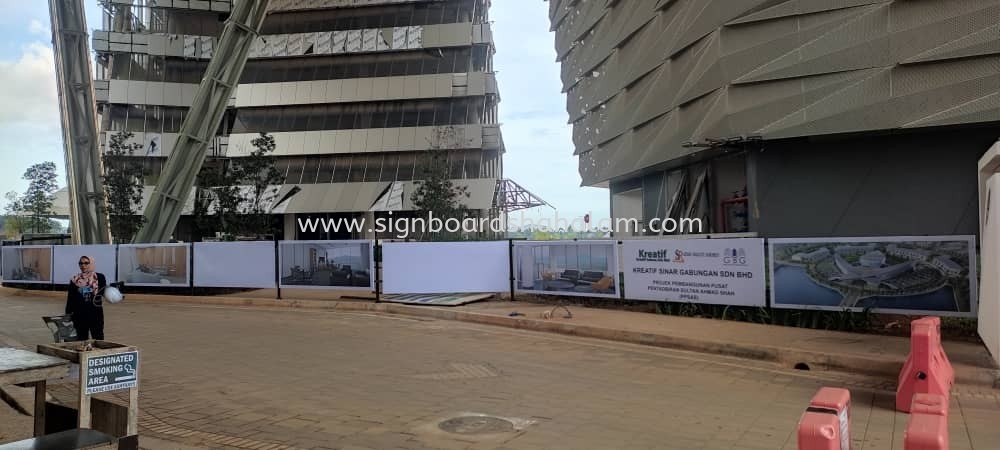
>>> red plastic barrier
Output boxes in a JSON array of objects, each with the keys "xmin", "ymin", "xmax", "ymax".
[
  {"xmin": 904, "ymin": 394, "xmax": 949, "ymax": 450},
  {"xmin": 911, "ymin": 393, "xmax": 949, "ymax": 417},
  {"xmin": 798, "ymin": 387, "xmax": 851, "ymax": 450},
  {"xmin": 896, "ymin": 317, "xmax": 954, "ymax": 413},
  {"xmin": 798, "ymin": 412, "xmax": 843, "ymax": 450}
]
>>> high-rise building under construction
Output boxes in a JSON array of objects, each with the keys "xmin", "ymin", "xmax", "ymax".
[{"xmin": 61, "ymin": 0, "xmax": 505, "ymax": 240}]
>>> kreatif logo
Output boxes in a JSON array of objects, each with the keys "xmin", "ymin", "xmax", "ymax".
[
  {"xmin": 723, "ymin": 248, "xmax": 747, "ymax": 265},
  {"xmin": 673, "ymin": 249, "xmax": 685, "ymax": 263}
]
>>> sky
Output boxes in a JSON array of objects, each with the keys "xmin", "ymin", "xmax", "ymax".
[{"xmin": 0, "ymin": 0, "xmax": 610, "ymax": 225}]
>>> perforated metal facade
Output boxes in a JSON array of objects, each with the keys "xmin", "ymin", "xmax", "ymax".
[{"xmin": 549, "ymin": 0, "xmax": 1000, "ymax": 237}]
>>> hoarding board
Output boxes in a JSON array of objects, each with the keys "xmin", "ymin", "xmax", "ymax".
[
  {"xmin": 769, "ymin": 235, "xmax": 978, "ymax": 317},
  {"xmin": 622, "ymin": 238, "xmax": 766, "ymax": 307}
]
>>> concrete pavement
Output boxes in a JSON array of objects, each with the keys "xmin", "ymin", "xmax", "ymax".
[{"xmin": 1, "ymin": 292, "xmax": 999, "ymax": 449}]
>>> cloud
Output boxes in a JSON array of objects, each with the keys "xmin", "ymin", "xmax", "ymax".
[
  {"xmin": 0, "ymin": 42, "xmax": 59, "ymax": 125},
  {"xmin": 0, "ymin": 42, "xmax": 65, "ymax": 207},
  {"xmin": 29, "ymin": 19, "xmax": 49, "ymax": 37}
]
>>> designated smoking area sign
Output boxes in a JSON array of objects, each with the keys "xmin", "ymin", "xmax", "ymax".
[{"xmin": 85, "ymin": 350, "xmax": 139, "ymax": 395}]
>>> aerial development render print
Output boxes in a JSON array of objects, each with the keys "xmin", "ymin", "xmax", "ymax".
[{"xmin": 769, "ymin": 236, "xmax": 977, "ymax": 317}]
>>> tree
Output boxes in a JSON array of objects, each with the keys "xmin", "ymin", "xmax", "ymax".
[
  {"xmin": 233, "ymin": 133, "xmax": 283, "ymax": 238},
  {"xmin": 3, "ymin": 191, "xmax": 26, "ymax": 236},
  {"xmin": 194, "ymin": 132, "xmax": 282, "ymax": 240},
  {"xmin": 410, "ymin": 128, "xmax": 471, "ymax": 241},
  {"xmin": 19, "ymin": 162, "xmax": 59, "ymax": 234},
  {"xmin": 193, "ymin": 160, "xmax": 241, "ymax": 239},
  {"xmin": 102, "ymin": 131, "xmax": 146, "ymax": 243}
]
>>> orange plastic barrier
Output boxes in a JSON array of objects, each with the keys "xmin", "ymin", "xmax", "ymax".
[
  {"xmin": 798, "ymin": 387, "xmax": 851, "ymax": 450},
  {"xmin": 896, "ymin": 317, "xmax": 954, "ymax": 413},
  {"xmin": 904, "ymin": 394, "xmax": 949, "ymax": 450}
]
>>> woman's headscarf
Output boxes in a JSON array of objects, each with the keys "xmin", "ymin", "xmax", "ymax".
[{"xmin": 71, "ymin": 255, "xmax": 99, "ymax": 290}]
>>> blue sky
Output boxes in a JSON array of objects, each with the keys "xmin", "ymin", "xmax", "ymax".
[{"xmin": 0, "ymin": 0, "xmax": 609, "ymax": 224}]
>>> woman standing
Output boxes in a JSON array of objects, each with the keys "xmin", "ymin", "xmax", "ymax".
[{"xmin": 65, "ymin": 255, "xmax": 108, "ymax": 341}]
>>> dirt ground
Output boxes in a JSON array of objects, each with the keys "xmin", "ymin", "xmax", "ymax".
[{"xmin": 0, "ymin": 403, "xmax": 32, "ymax": 444}]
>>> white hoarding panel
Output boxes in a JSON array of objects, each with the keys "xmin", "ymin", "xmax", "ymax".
[
  {"xmin": 117, "ymin": 243, "xmax": 190, "ymax": 287},
  {"xmin": 979, "ymin": 175, "xmax": 1000, "ymax": 366},
  {"xmin": 769, "ymin": 235, "xmax": 978, "ymax": 317},
  {"xmin": 382, "ymin": 241, "xmax": 509, "ymax": 294},
  {"xmin": 193, "ymin": 241, "xmax": 276, "ymax": 288},
  {"xmin": 2, "ymin": 246, "xmax": 54, "ymax": 284},
  {"xmin": 622, "ymin": 238, "xmax": 766, "ymax": 307},
  {"xmin": 278, "ymin": 240, "xmax": 373, "ymax": 291},
  {"xmin": 53, "ymin": 245, "xmax": 118, "ymax": 287},
  {"xmin": 513, "ymin": 240, "xmax": 619, "ymax": 299}
]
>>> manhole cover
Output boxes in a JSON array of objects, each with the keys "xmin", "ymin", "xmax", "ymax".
[{"xmin": 438, "ymin": 416, "xmax": 515, "ymax": 435}]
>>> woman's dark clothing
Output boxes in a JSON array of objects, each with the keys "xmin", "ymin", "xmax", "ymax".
[{"xmin": 65, "ymin": 272, "xmax": 107, "ymax": 340}]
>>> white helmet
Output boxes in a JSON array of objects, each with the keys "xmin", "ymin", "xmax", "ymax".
[{"xmin": 103, "ymin": 286, "xmax": 124, "ymax": 304}]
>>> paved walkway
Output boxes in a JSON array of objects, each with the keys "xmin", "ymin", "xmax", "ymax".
[
  {"xmin": 46, "ymin": 287, "xmax": 994, "ymax": 388},
  {"xmin": 1, "ymin": 291, "xmax": 998, "ymax": 450},
  {"xmin": 445, "ymin": 299, "xmax": 1000, "ymax": 387}
]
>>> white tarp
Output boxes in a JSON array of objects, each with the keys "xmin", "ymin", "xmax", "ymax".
[
  {"xmin": 622, "ymin": 238, "xmax": 766, "ymax": 307},
  {"xmin": 382, "ymin": 241, "xmax": 509, "ymax": 294},
  {"xmin": 53, "ymin": 245, "xmax": 118, "ymax": 286},
  {"xmin": 193, "ymin": 241, "xmax": 276, "ymax": 288}
]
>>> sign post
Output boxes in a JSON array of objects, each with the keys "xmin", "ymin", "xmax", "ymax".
[{"xmin": 37, "ymin": 341, "xmax": 141, "ymax": 440}]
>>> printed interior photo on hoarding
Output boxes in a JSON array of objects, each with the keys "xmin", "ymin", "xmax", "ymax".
[
  {"xmin": 2, "ymin": 247, "xmax": 52, "ymax": 282},
  {"xmin": 515, "ymin": 242, "xmax": 617, "ymax": 296},
  {"xmin": 119, "ymin": 245, "xmax": 189, "ymax": 285},
  {"xmin": 280, "ymin": 241, "xmax": 372, "ymax": 288},
  {"xmin": 770, "ymin": 238, "xmax": 976, "ymax": 314}
]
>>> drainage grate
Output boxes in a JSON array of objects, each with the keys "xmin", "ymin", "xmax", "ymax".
[{"xmin": 438, "ymin": 416, "xmax": 515, "ymax": 435}]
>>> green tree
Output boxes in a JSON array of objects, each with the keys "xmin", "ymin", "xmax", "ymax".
[
  {"xmin": 19, "ymin": 162, "xmax": 59, "ymax": 233},
  {"xmin": 102, "ymin": 131, "xmax": 146, "ymax": 243},
  {"xmin": 194, "ymin": 132, "xmax": 282, "ymax": 240},
  {"xmin": 233, "ymin": 132, "xmax": 283, "ymax": 238},
  {"xmin": 195, "ymin": 161, "xmax": 241, "ymax": 239},
  {"xmin": 410, "ymin": 150, "xmax": 470, "ymax": 241},
  {"xmin": 3, "ymin": 191, "xmax": 26, "ymax": 237}
]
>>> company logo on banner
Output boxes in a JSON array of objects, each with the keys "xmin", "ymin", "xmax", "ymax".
[
  {"xmin": 623, "ymin": 238, "xmax": 766, "ymax": 307},
  {"xmin": 723, "ymin": 248, "xmax": 748, "ymax": 266}
]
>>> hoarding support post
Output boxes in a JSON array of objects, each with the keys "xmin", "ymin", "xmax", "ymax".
[
  {"xmin": 374, "ymin": 238, "xmax": 381, "ymax": 304},
  {"xmin": 189, "ymin": 242, "xmax": 195, "ymax": 296},
  {"xmin": 274, "ymin": 235, "xmax": 281, "ymax": 300},
  {"xmin": 508, "ymin": 239, "xmax": 515, "ymax": 302}
]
